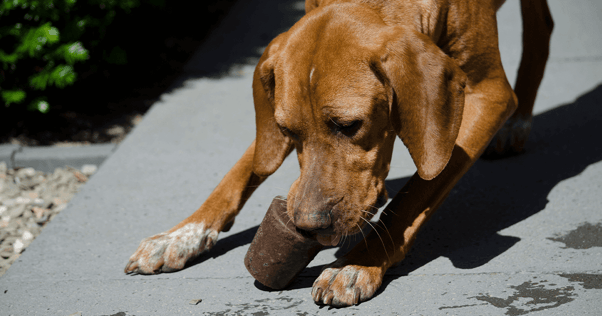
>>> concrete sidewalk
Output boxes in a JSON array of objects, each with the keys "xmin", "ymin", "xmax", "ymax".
[{"xmin": 1, "ymin": 0, "xmax": 601, "ymax": 315}]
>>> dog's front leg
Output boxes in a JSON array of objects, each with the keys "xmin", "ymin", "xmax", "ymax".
[
  {"xmin": 311, "ymin": 146, "xmax": 471, "ymax": 307},
  {"xmin": 125, "ymin": 140, "xmax": 270, "ymax": 275},
  {"xmin": 312, "ymin": 77, "xmax": 518, "ymax": 306},
  {"xmin": 124, "ymin": 31, "xmax": 292, "ymax": 275}
]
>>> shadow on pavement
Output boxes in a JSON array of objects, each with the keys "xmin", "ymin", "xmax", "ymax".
[
  {"xmin": 185, "ymin": 225, "xmax": 260, "ymax": 269},
  {"xmin": 374, "ymin": 84, "xmax": 602, "ymax": 291},
  {"xmin": 166, "ymin": 0, "xmax": 306, "ymax": 90}
]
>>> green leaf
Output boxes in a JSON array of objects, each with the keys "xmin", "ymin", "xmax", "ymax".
[
  {"xmin": 19, "ymin": 23, "xmax": 60, "ymax": 57},
  {"xmin": 0, "ymin": 50, "xmax": 19, "ymax": 64},
  {"xmin": 29, "ymin": 70, "xmax": 50, "ymax": 90},
  {"xmin": 1, "ymin": 90, "xmax": 26, "ymax": 106},
  {"xmin": 49, "ymin": 64, "xmax": 76, "ymax": 88},
  {"xmin": 29, "ymin": 61, "xmax": 56, "ymax": 90},
  {"xmin": 45, "ymin": 26, "xmax": 59, "ymax": 44},
  {"xmin": 57, "ymin": 42, "xmax": 89, "ymax": 65},
  {"xmin": 29, "ymin": 63, "xmax": 77, "ymax": 91}
]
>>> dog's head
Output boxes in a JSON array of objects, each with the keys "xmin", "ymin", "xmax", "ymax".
[{"xmin": 252, "ymin": 4, "xmax": 466, "ymax": 245}]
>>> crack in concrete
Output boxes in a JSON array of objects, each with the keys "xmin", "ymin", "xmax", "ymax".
[{"xmin": 438, "ymin": 303, "xmax": 488, "ymax": 310}]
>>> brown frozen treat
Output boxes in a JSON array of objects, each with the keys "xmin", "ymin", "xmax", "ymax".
[{"xmin": 245, "ymin": 196, "xmax": 324, "ymax": 290}]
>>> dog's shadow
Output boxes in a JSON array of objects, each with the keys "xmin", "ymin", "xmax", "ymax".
[
  {"xmin": 184, "ymin": 225, "xmax": 260, "ymax": 269},
  {"xmin": 372, "ymin": 84, "xmax": 602, "ymax": 293}
]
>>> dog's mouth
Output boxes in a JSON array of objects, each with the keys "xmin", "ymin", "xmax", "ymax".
[
  {"xmin": 316, "ymin": 234, "xmax": 342, "ymax": 247},
  {"xmin": 298, "ymin": 226, "xmax": 341, "ymax": 247},
  {"xmin": 311, "ymin": 192, "xmax": 388, "ymax": 247}
]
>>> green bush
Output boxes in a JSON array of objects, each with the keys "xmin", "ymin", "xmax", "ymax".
[
  {"xmin": 1, "ymin": 0, "xmax": 237, "ymax": 145},
  {"xmin": 0, "ymin": 0, "xmax": 163, "ymax": 113}
]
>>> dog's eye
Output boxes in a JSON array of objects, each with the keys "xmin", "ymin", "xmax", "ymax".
[
  {"xmin": 332, "ymin": 120, "xmax": 362, "ymax": 137},
  {"xmin": 280, "ymin": 126, "xmax": 300, "ymax": 142}
]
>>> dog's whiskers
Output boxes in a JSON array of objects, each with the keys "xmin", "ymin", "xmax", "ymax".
[
  {"xmin": 360, "ymin": 215, "xmax": 390, "ymax": 260},
  {"xmin": 364, "ymin": 205, "xmax": 387, "ymax": 216},
  {"xmin": 274, "ymin": 196, "xmax": 287, "ymax": 202},
  {"xmin": 342, "ymin": 232, "xmax": 350, "ymax": 249},
  {"xmin": 356, "ymin": 223, "xmax": 369, "ymax": 249},
  {"xmin": 283, "ymin": 210, "xmax": 295, "ymax": 227},
  {"xmin": 359, "ymin": 209, "xmax": 374, "ymax": 216},
  {"xmin": 376, "ymin": 217, "xmax": 395, "ymax": 250},
  {"xmin": 358, "ymin": 208, "xmax": 393, "ymax": 245}
]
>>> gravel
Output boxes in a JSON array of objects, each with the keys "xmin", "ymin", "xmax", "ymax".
[{"xmin": 0, "ymin": 161, "xmax": 95, "ymax": 276}]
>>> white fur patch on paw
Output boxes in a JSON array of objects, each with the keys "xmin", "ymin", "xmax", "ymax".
[{"xmin": 124, "ymin": 223, "xmax": 218, "ymax": 275}]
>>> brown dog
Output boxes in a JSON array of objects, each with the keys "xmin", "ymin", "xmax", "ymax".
[{"xmin": 125, "ymin": 0, "xmax": 553, "ymax": 307}]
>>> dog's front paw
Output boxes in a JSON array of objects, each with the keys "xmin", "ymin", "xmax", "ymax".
[
  {"xmin": 124, "ymin": 223, "xmax": 218, "ymax": 275},
  {"xmin": 484, "ymin": 115, "xmax": 532, "ymax": 158},
  {"xmin": 312, "ymin": 261, "xmax": 384, "ymax": 307}
]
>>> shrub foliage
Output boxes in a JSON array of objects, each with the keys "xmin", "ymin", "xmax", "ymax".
[
  {"xmin": 1, "ymin": 0, "xmax": 236, "ymax": 145},
  {"xmin": 0, "ymin": 0, "xmax": 163, "ymax": 113}
]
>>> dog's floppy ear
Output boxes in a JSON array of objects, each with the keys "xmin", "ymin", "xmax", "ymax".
[
  {"xmin": 253, "ymin": 35, "xmax": 292, "ymax": 177},
  {"xmin": 379, "ymin": 27, "xmax": 466, "ymax": 180}
]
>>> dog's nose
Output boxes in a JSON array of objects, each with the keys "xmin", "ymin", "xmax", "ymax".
[{"xmin": 293, "ymin": 209, "xmax": 332, "ymax": 232}]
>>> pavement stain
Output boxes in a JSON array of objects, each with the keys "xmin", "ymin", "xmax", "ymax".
[
  {"xmin": 440, "ymin": 274, "xmax": 602, "ymax": 314},
  {"xmin": 205, "ymin": 296, "xmax": 304, "ymax": 316},
  {"xmin": 559, "ymin": 273, "xmax": 602, "ymax": 290},
  {"xmin": 547, "ymin": 222, "xmax": 602, "ymax": 249},
  {"xmin": 471, "ymin": 281, "xmax": 575, "ymax": 316}
]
